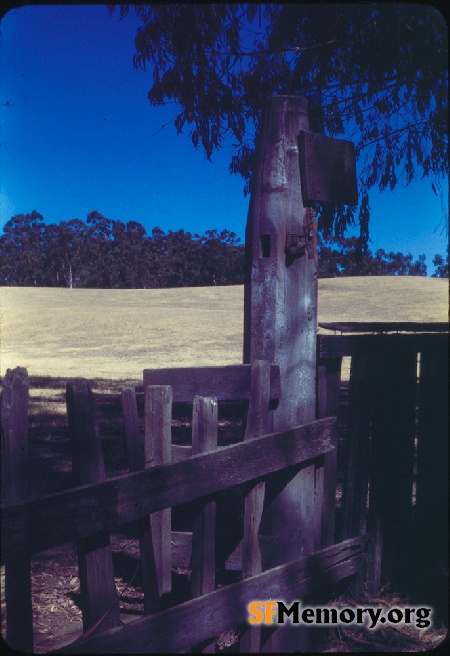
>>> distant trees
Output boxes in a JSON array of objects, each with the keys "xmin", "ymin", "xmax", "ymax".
[
  {"xmin": 0, "ymin": 211, "xmax": 47, "ymax": 286},
  {"xmin": 0, "ymin": 210, "xmax": 446, "ymax": 287},
  {"xmin": 432, "ymin": 248, "xmax": 449, "ymax": 278},
  {"xmin": 0, "ymin": 211, "xmax": 245, "ymax": 288},
  {"xmin": 318, "ymin": 235, "xmax": 429, "ymax": 277}
]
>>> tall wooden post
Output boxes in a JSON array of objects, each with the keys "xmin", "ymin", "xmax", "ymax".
[
  {"xmin": 1, "ymin": 367, "xmax": 33, "ymax": 653},
  {"xmin": 66, "ymin": 380, "xmax": 121, "ymax": 634},
  {"xmin": 243, "ymin": 95, "xmax": 317, "ymax": 652},
  {"xmin": 244, "ymin": 94, "xmax": 317, "ymax": 531},
  {"xmin": 244, "ymin": 96, "xmax": 317, "ymax": 435}
]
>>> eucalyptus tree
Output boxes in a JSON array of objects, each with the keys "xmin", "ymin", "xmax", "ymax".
[{"xmin": 109, "ymin": 3, "xmax": 448, "ymax": 244}]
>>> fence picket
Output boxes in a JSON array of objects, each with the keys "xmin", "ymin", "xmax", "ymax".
[
  {"xmin": 339, "ymin": 353, "xmax": 371, "ymax": 542},
  {"xmin": 63, "ymin": 536, "xmax": 367, "ymax": 654},
  {"xmin": 66, "ymin": 380, "xmax": 121, "ymax": 633},
  {"xmin": 414, "ymin": 343, "xmax": 449, "ymax": 621},
  {"xmin": 2, "ymin": 417, "xmax": 336, "ymax": 564},
  {"xmin": 191, "ymin": 396, "xmax": 218, "ymax": 598},
  {"xmin": 145, "ymin": 385, "xmax": 173, "ymax": 597},
  {"xmin": 366, "ymin": 344, "xmax": 417, "ymax": 594},
  {"xmin": 191, "ymin": 395, "xmax": 218, "ymax": 653},
  {"xmin": 240, "ymin": 360, "xmax": 270, "ymax": 653},
  {"xmin": 317, "ymin": 356, "xmax": 341, "ymax": 548},
  {"xmin": 122, "ymin": 387, "xmax": 160, "ymax": 614},
  {"xmin": 1, "ymin": 367, "xmax": 33, "ymax": 653}
]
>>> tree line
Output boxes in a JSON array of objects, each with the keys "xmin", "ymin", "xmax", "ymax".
[{"xmin": 0, "ymin": 210, "xmax": 447, "ymax": 288}]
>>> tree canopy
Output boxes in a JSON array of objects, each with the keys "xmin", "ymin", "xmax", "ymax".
[
  {"xmin": 0, "ymin": 212, "xmax": 245, "ymax": 288},
  {"xmin": 1, "ymin": 210, "xmax": 446, "ymax": 288},
  {"xmin": 108, "ymin": 3, "xmax": 448, "ymax": 244}
]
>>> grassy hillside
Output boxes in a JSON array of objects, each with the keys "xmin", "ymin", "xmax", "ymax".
[{"xmin": 1, "ymin": 277, "xmax": 448, "ymax": 380}]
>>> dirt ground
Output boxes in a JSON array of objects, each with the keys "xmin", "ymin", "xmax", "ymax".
[{"xmin": 1, "ymin": 278, "xmax": 448, "ymax": 652}]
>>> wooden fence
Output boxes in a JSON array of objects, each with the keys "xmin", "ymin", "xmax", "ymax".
[
  {"xmin": 1, "ymin": 360, "xmax": 366, "ymax": 653},
  {"xmin": 1, "ymin": 326, "xmax": 447, "ymax": 652},
  {"xmin": 318, "ymin": 326, "xmax": 448, "ymax": 621}
]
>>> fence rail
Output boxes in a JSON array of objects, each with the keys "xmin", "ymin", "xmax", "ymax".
[
  {"xmin": 2, "ymin": 327, "xmax": 447, "ymax": 651},
  {"xmin": 1, "ymin": 362, "xmax": 361, "ymax": 654},
  {"xmin": 1, "ymin": 415, "xmax": 336, "ymax": 564},
  {"xmin": 318, "ymin": 330, "xmax": 448, "ymax": 618},
  {"xmin": 60, "ymin": 536, "xmax": 366, "ymax": 654}
]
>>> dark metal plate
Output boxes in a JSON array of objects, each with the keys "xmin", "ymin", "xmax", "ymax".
[{"xmin": 298, "ymin": 131, "xmax": 358, "ymax": 205}]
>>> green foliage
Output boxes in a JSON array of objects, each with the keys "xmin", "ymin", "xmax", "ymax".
[
  {"xmin": 432, "ymin": 248, "xmax": 449, "ymax": 278},
  {"xmin": 2, "ymin": 211, "xmax": 446, "ymax": 287},
  {"xmin": 0, "ymin": 212, "xmax": 245, "ymax": 288},
  {"xmin": 0, "ymin": 211, "xmax": 47, "ymax": 286},
  {"xmin": 318, "ymin": 234, "xmax": 428, "ymax": 277},
  {"xmin": 109, "ymin": 3, "xmax": 448, "ymax": 244}
]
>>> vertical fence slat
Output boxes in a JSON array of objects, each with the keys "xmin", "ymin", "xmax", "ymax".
[
  {"xmin": 191, "ymin": 396, "xmax": 218, "ymax": 598},
  {"xmin": 317, "ymin": 357, "xmax": 342, "ymax": 548},
  {"xmin": 145, "ymin": 385, "xmax": 173, "ymax": 598},
  {"xmin": 313, "ymin": 425, "xmax": 338, "ymax": 552},
  {"xmin": 414, "ymin": 341, "xmax": 449, "ymax": 621},
  {"xmin": 122, "ymin": 387, "xmax": 160, "ymax": 614},
  {"xmin": 122, "ymin": 387, "xmax": 143, "ymax": 471},
  {"xmin": 339, "ymin": 352, "xmax": 371, "ymax": 599},
  {"xmin": 66, "ymin": 380, "xmax": 121, "ymax": 633},
  {"xmin": 340, "ymin": 353, "xmax": 371, "ymax": 542},
  {"xmin": 366, "ymin": 344, "xmax": 417, "ymax": 594},
  {"xmin": 240, "ymin": 360, "xmax": 270, "ymax": 653},
  {"xmin": 1, "ymin": 367, "xmax": 33, "ymax": 652},
  {"xmin": 191, "ymin": 396, "xmax": 218, "ymax": 654}
]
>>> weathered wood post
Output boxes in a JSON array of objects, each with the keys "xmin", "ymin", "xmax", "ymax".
[
  {"xmin": 243, "ymin": 95, "xmax": 356, "ymax": 651},
  {"xmin": 240, "ymin": 359, "xmax": 270, "ymax": 653},
  {"xmin": 414, "ymin": 338, "xmax": 449, "ymax": 622},
  {"xmin": 191, "ymin": 395, "xmax": 218, "ymax": 654},
  {"xmin": 145, "ymin": 385, "xmax": 173, "ymax": 598},
  {"xmin": 66, "ymin": 380, "xmax": 121, "ymax": 633},
  {"xmin": 243, "ymin": 95, "xmax": 316, "ymax": 652},
  {"xmin": 244, "ymin": 95, "xmax": 317, "ymax": 434},
  {"xmin": 1, "ymin": 367, "xmax": 33, "ymax": 652},
  {"xmin": 122, "ymin": 387, "xmax": 161, "ymax": 614}
]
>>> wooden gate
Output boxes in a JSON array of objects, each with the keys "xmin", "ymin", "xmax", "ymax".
[
  {"xmin": 318, "ymin": 325, "xmax": 449, "ymax": 621},
  {"xmin": 1, "ymin": 362, "xmax": 366, "ymax": 653}
]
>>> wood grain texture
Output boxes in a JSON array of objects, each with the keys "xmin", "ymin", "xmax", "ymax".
[
  {"xmin": 143, "ymin": 363, "xmax": 281, "ymax": 402},
  {"xmin": 58, "ymin": 536, "xmax": 367, "ymax": 654},
  {"xmin": 1, "ymin": 367, "xmax": 33, "ymax": 653},
  {"xmin": 122, "ymin": 387, "xmax": 160, "ymax": 614},
  {"xmin": 317, "ymin": 358, "xmax": 340, "ymax": 549},
  {"xmin": 66, "ymin": 380, "xmax": 121, "ymax": 633},
  {"xmin": 191, "ymin": 396, "xmax": 218, "ymax": 653},
  {"xmin": 145, "ymin": 385, "xmax": 172, "ymax": 596},
  {"xmin": 1, "ymin": 417, "xmax": 336, "ymax": 563},
  {"xmin": 171, "ymin": 531, "xmax": 279, "ymax": 571},
  {"xmin": 122, "ymin": 387, "xmax": 143, "ymax": 472},
  {"xmin": 191, "ymin": 396, "xmax": 218, "ymax": 599},
  {"xmin": 241, "ymin": 360, "xmax": 270, "ymax": 653}
]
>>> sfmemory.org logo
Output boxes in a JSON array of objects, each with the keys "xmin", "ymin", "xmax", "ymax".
[{"xmin": 248, "ymin": 601, "xmax": 433, "ymax": 630}]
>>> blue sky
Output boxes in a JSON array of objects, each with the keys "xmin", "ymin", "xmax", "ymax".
[{"xmin": 1, "ymin": 4, "xmax": 448, "ymax": 273}]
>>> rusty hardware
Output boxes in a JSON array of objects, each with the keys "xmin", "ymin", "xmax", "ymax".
[{"xmin": 285, "ymin": 208, "xmax": 316, "ymax": 263}]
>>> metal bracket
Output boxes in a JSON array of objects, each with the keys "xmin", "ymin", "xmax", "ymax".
[{"xmin": 285, "ymin": 209, "xmax": 316, "ymax": 264}]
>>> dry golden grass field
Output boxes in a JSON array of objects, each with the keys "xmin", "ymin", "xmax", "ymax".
[{"xmin": 1, "ymin": 277, "xmax": 448, "ymax": 381}]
